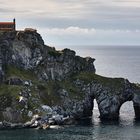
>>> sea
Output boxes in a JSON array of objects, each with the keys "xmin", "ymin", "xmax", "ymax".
[{"xmin": 0, "ymin": 45, "xmax": 140, "ymax": 140}]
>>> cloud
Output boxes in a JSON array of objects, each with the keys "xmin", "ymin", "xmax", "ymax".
[
  {"xmin": 1, "ymin": 0, "xmax": 140, "ymax": 45},
  {"xmin": 113, "ymin": 0, "xmax": 140, "ymax": 7},
  {"xmin": 0, "ymin": 0, "xmax": 87, "ymax": 19},
  {"xmin": 42, "ymin": 27, "xmax": 96, "ymax": 36},
  {"xmin": 1, "ymin": 0, "xmax": 140, "ymax": 30},
  {"xmin": 40, "ymin": 26, "xmax": 140, "ymax": 35},
  {"xmin": 1, "ymin": 0, "xmax": 140, "ymax": 19},
  {"xmin": 38, "ymin": 27, "xmax": 140, "ymax": 46}
]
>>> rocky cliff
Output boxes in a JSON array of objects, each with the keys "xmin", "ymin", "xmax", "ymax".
[{"xmin": 0, "ymin": 30, "xmax": 140, "ymax": 128}]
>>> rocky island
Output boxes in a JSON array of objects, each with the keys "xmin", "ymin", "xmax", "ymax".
[{"xmin": 0, "ymin": 30, "xmax": 140, "ymax": 129}]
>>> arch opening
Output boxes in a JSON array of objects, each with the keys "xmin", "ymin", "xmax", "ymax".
[
  {"xmin": 119, "ymin": 101, "xmax": 135, "ymax": 121},
  {"xmin": 92, "ymin": 99, "xmax": 100, "ymax": 123},
  {"xmin": 92, "ymin": 100, "xmax": 135, "ymax": 122}
]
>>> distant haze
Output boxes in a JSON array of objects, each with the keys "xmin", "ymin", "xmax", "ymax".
[{"xmin": 1, "ymin": 0, "xmax": 140, "ymax": 46}]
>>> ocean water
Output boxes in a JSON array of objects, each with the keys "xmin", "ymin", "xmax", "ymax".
[
  {"xmin": 0, "ymin": 101, "xmax": 139, "ymax": 140},
  {"xmin": 0, "ymin": 46, "xmax": 140, "ymax": 140},
  {"xmin": 65, "ymin": 45, "xmax": 140, "ymax": 83}
]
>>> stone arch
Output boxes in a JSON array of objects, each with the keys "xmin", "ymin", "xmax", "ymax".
[
  {"xmin": 133, "ymin": 94, "xmax": 140, "ymax": 119},
  {"xmin": 82, "ymin": 95, "xmax": 95, "ymax": 118},
  {"xmin": 83, "ymin": 79, "xmax": 140, "ymax": 121},
  {"xmin": 93, "ymin": 96, "xmax": 134, "ymax": 120},
  {"xmin": 132, "ymin": 84, "xmax": 140, "ymax": 120},
  {"xmin": 94, "ymin": 96, "xmax": 121, "ymax": 120}
]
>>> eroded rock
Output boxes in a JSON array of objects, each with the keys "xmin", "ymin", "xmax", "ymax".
[{"xmin": 0, "ymin": 30, "xmax": 140, "ymax": 128}]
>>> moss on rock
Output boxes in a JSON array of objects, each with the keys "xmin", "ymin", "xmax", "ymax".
[
  {"xmin": 74, "ymin": 72, "xmax": 125, "ymax": 95},
  {"xmin": 5, "ymin": 65, "xmax": 38, "ymax": 81}
]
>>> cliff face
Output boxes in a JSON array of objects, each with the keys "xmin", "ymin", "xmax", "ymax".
[
  {"xmin": 0, "ymin": 30, "xmax": 95, "ymax": 124},
  {"xmin": 0, "ymin": 30, "xmax": 140, "ymax": 127},
  {"xmin": 0, "ymin": 31, "xmax": 95, "ymax": 81}
]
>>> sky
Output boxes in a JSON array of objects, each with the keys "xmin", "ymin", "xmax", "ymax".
[{"xmin": 0, "ymin": 0, "xmax": 140, "ymax": 46}]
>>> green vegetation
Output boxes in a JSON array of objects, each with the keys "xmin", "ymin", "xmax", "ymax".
[
  {"xmin": 74, "ymin": 72, "xmax": 125, "ymax": 95},
  {"xmin": 60, "ymin": 80, "xmax": 84, "ymax": 99},
  {"xmin": 0, "ymin": 63, "xmax": 128, "ymax": 122},
  {"xmin": 3, "ymin": 65, "xmax": 125, "ymax": 106},
  {"xmin": 5, "ymin": 65, "xmax": 38, "ymax": 81},
  {"xmin": 48, "ymin": 49, "xmax": 62, "ymax": 58},
  {"xmin": 37, "ymin": 80, "xmax": 84, "ymax": 106},
  {"xmin": 0, "ymin": 85, "xmax": 23, "ymax": 110},
  {"xmin": 0, "ymin": 84, "xmax": 22, "ymax": 97},
  {"xmin": 37, "ymin": 81, "xmax": 61, "ymax": 106},
  {"xmin": 0, "ymin": 84, "xmax": 41, "ymax": 122}
]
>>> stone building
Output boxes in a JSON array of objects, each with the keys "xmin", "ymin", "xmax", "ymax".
[{"xmin": 0, "ymin": 19, "xmax": 16, "ymax": 31}]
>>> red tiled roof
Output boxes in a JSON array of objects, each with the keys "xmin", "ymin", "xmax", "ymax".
[{"xmin": 0, "ymin": 22, "xmax": 14, "ymax": 25}]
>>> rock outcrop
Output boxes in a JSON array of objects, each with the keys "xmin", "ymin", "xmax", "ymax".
[
  {"xmin": 0, "ymin": 31, "xmax": 95, "ymax": 82},
  {"xmin": 0, "ymin": 30, "xmax": 140, "ymax": 128}
]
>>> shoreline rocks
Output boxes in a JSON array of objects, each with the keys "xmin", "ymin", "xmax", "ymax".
[{"xmin": 0, "ymin": 114, "xmax": 77, "ymax": 130}]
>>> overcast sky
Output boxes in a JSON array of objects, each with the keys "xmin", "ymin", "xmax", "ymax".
[{"xmin": 0, "ymin": 0, "xmax": 140, "ymax": 46}]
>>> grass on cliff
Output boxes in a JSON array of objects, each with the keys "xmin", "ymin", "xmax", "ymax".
[
  {"xmin": 0, "ymin": 84, "xmax": 22, "ymax": 97},
  {"xmin": 3, "ymin": 65, "xmax": 125, "ymax": 105},
  {"xmin": 60, "ymin": 80, "xmax": 84, "ymax": 99},
  {"xmin": 0, "ymin": 84, "xmax": 23, "ymax": 110},
  {"xmin": 0, "ymin": 84, "xmax": 41, "ymax": 122},
  {"xmin": 73, "ymin": 72, "xmax": 125, "ymax": 94},
  {"xmin": 5, "ymin": 65, "xmax": 38, "ymax": 81},
  {"xmin": 37, "ymin": 80, "xmax": 84, "ymax": 106},
  {"xmin": 37, "ymin": 81, "xmax": 62, "ymax": 106}
]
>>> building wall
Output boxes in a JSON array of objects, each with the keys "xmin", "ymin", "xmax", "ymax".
[{"xmin": 0, "ymin": 20, "xmax": 16, "ymax": 31}]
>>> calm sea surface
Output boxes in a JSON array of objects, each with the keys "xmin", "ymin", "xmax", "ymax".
[
  {"xmin": 66, "ymin": 45, "xmax": 140, "ymax": 83},
  {"xmin": 1, "ymin": 46, "xmax": 140, "ymax": 140}
]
